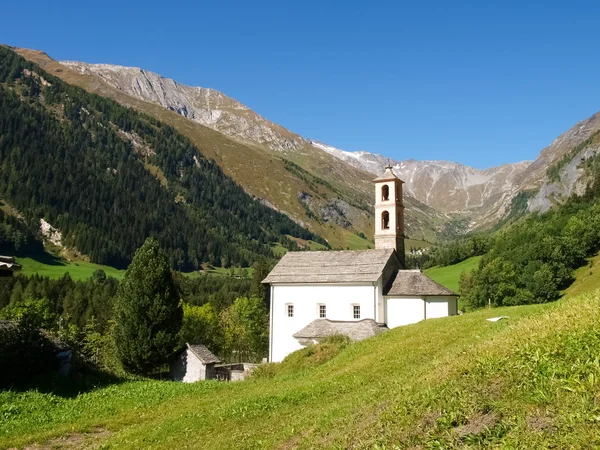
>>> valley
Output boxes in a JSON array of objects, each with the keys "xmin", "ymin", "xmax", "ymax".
[{"xmin": 2, "ymin": 33, "xmax": 600, "ymax": 450}]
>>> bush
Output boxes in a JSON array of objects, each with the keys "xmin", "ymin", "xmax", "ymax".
[{"xmin": 0, "ymin": 316, "xmax": 57, "ymax": 388}]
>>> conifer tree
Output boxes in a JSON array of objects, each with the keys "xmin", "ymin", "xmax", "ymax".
[{"xmin": 115, "ymin": 238, "xmax": 182, "ymax": 374}]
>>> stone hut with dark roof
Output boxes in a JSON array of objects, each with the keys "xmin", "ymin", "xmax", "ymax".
[
  {"xmin": 263, "ymin": 165, "xmax": 459, "ymax": 362},
  {"xmin": 171, "ymin": 343, "xmax": 221, "ymax": 382},
  {"xmin": 0, "ymin": 256, "xmax": 21, "ymax": 277}
]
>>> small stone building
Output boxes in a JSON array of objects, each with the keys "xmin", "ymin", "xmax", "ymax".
[{"xmin": 171, "ymin": 343, "xmax": 220, "ymax": 382}]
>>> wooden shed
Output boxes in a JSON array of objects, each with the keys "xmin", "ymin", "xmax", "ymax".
[{"xmin": 171, "ymin": 343, "xmax": 220, "ymax": 382}]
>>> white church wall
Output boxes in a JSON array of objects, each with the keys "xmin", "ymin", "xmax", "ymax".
[
  {"xmin": 270, "ymin": 284, "xmax": 376, "ymax": 362},
  {"xmin": 385, "ymin": 297, "xmax": 425, "ymax": 328}
]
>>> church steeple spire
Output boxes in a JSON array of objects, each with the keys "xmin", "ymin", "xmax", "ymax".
[{"xmin": 373, "ymin": 164, "xmax": 405, "ymax": 267}]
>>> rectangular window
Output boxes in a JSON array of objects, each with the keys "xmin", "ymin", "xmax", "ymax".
[
  {"xmin": 353, "ymin": 305, "xmax": 361, "ymax": 319},
  {"xmin": 287, "ymin": 304, "xmax": 294, "ymax": 317},
  {"xmin": 319, "ymin": 304, "xmax": 326, "ymax": 318}
]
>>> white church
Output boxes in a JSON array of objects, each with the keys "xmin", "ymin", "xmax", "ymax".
[{"xmin": 263, "ymin": 165, "xmax": 459, "ymax": 362}]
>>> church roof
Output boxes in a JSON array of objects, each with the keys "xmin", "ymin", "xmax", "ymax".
[
  {"xmin": 385, "ymin": 270, "xmax": 458, "ymax": 297},
  {"xmin": 373, "ymin": 165, "xmax": 404, "ymax": 183},
  {"xmin": 293, "ymin": 319, "xmax": 388, "ymax": 341},
  {"xmin": 262, "ymin": 249, "xmax": 396, "ymax": 284}
]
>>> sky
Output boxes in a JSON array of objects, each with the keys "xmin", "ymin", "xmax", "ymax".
[{"xmin": 2, "ymin": 1, "xmax": 600, "ymax": 169}]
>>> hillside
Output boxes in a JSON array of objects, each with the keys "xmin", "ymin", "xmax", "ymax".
[
  {"xmin": 13, "ymin": 47, "xmax": 447, "ymax": 247},
  {"xmin": 0, "ymin": 46, "xmax": 323, "ymax": 269},
  {"xmin": 3, "ymin": 290, "xmax": 600, "ymax": 448},
  {"xmin": 425, "ymin": 255, "xmax": 481, "ymax": 293},
  {"xmin": 313, "ymin": 141, "xmax": 531, "ymax": 215}
]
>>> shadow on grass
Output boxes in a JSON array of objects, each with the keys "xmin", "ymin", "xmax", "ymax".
[
  {"xmin": 4, "ymin": 369, "xmax": 127, "ymax": 398},
  {"xmin": 21, "ymin": 251, "xmax": 67, "ymax": 267}
]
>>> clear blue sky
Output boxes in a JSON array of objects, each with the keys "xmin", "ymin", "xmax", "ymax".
[{"xmin": 2, "ymin": 0, "xmax": 600, "ymax": 169}]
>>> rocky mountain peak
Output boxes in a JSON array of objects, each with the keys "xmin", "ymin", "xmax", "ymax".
[{"xmin": 60, "ymin": 61, "xmax": 306, "ymax": 152}]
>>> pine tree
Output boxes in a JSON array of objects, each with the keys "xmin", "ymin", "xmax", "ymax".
[{"xmin": 114, "ymin": 238, "xmax": 182, "ymax": 374}]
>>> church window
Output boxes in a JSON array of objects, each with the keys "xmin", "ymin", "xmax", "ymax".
[
  {"xmin": 318, "ymin": 304, "xmax": 326, "ymax": 318},
  {"xmin": 287, "ymin": 304, "xmax": 294, "ymax": 317},
  {"xmin": 381, "ymin": 184, "xmax": 389, "ymax": 201},
  {"xmin": 382, "ymin": 211, "xmax": 390, "ymax": 229},
  {"xmin": 353, "ymin": 304, "xmax": 361, "ymax": 319}
]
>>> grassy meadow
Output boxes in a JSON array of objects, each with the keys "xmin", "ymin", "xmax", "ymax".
[
  {"xmin": 424, "ymin": 255, "xmax": 481, "ymax": 292},
  {"xmin": 15, "ymin": 256, "xmax": 126, "ymax": 281},
  {"xmin": 3, "ymin": 290, "xmax": 600, "ymax": 448}
]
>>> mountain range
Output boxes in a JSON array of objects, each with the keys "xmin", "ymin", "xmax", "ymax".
[
  {"xmin": 56, "ymin": 58, "xmax": 600, "ymax": 230},
  {"xmin": 5, "ymin": 45, "xmax": 600, "ymax": 260}
]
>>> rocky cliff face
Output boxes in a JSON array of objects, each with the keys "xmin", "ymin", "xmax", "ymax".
[
  {"xmin": 311, "ymin": 141, "xmax": 531, "ymax": 218},
  {"xmin": 313, "ymin": 107, "xmax": 600, "ymax": 228},
  {"xmin": 61, "ymin": 61, "xmax": 308, "ymax": 152}
]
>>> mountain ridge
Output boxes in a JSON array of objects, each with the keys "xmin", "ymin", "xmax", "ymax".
[{"xmin": 14, "ymin": 46, "xmax": 600, "ymax": 240}]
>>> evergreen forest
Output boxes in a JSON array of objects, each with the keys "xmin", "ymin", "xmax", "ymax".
[{"xmin": 0, "ymin": 46, "xmax": 326, "ymax": 270}]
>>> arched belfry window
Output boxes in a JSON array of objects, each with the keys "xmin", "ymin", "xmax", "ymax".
[
  {"xmin": 382, "ymin": 211, "xmax": 390, "ymax": 229},
  {"xmin": 381, "ymin": 184, "xmax": 389, "ymax": 201}
]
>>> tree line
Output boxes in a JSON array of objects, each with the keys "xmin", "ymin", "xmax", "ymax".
[{"xmin": 0, "ymin": 239, "xmax": 272, "ymax": 386}]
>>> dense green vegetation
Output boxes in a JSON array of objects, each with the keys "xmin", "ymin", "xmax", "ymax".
[
  {"xmin": 0, "ymin": 208, "xmax": 43, "ymax": 255},
  {"xmin": 115, "ymin": 238, "xmax": 182, "ymax": 374},
  {"xmin": 3, "ymin": 290, "xmax": 600, "ymax": 448},
  {"xmin": 461, "ymin": 180, "xmax": 600, "ymax": 308},
  {"xmin": 0, "ymin": 252, "xmax": 269, "ymax": 383},
  {"xmin": 0, "ymin": 46, "xmax": 324, "ymax": 270},
  {"xmin": 421, "ymin": 234, "xmax": 491, "ymax": 269}
]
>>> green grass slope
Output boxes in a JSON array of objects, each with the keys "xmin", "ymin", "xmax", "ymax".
[
  {"xmin": 425, "ymin": 255, "xmax": 482, "ymax": 293},
  {"xmin": 15, "ymin": 256, "xmax": 125, "ymax": 281},
  {"xmin": 4, "ymin": 290, "xmax": 600, "ymax": 449},
  {"xmin": 564, "ymin": 252, "xmax": 600, "ymax": 298}
]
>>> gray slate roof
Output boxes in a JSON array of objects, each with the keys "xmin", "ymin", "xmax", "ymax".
[
  {"xmin": 262, "ymin": 249, "xmax": 395, "ymax": 284},
  {"xmin": 293, "ymin": 319, "xmax": 388, "ymax": 341},
  {"xmin": 385, "ymin": 270, "xmax": 458, "ymax": 296},
  {"xmin": 0, "ymin": 255, "xmax": 21, "ymax": 271},
  {"xmin": 186, "ymin": 343, "xmax": 220, "ymax": 364}
]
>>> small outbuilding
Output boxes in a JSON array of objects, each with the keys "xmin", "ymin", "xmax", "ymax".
[
  {"xmin": 171, "ymin": 343, "xmax": 220, "ymax": 383},
  {"xmin": 0, "ymin": 256, "xmax": 21, "ymax": 277},
  {"xmin": 293, "ymin": 318, "xmax": 388, "ymax": 346}
]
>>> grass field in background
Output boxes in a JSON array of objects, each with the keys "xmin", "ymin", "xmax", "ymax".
[
  {"xmin": 424, "ymin": 255, "xmax": 482, "ymax": 293},
  {"xmin": 15, "ymin": 256, "xmax": 126, "ymax": 281}
]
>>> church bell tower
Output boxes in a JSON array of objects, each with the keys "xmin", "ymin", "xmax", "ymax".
[{"xmin": 373, "ymin": 164, "xmax": 405, "ymax": 267}]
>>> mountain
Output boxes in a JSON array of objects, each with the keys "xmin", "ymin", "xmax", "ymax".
[
  {"xmin": 14, "ymin": 48, "xmax": 448, "ymax": 247},
  {"xmin": 0, "ymin": 46, "xmax": 325, "ymax": 269},
  {"xmin": 311, "ymin": 140, "xmax": 531, "ymax": 214},
  {"xmin": 313, "ymin": 108, "xmax": 600, "ymax": 229},
  {"xmin": 61, "ymin": 61, "xmax": 308, "ymax": 153},
  {"xmin": 15, "ymin": 47, "xmax": 600, "ymax": 244},
  {"xmin": 59, "ymin": 60, "xmax": 548, "ymax": 230}
]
